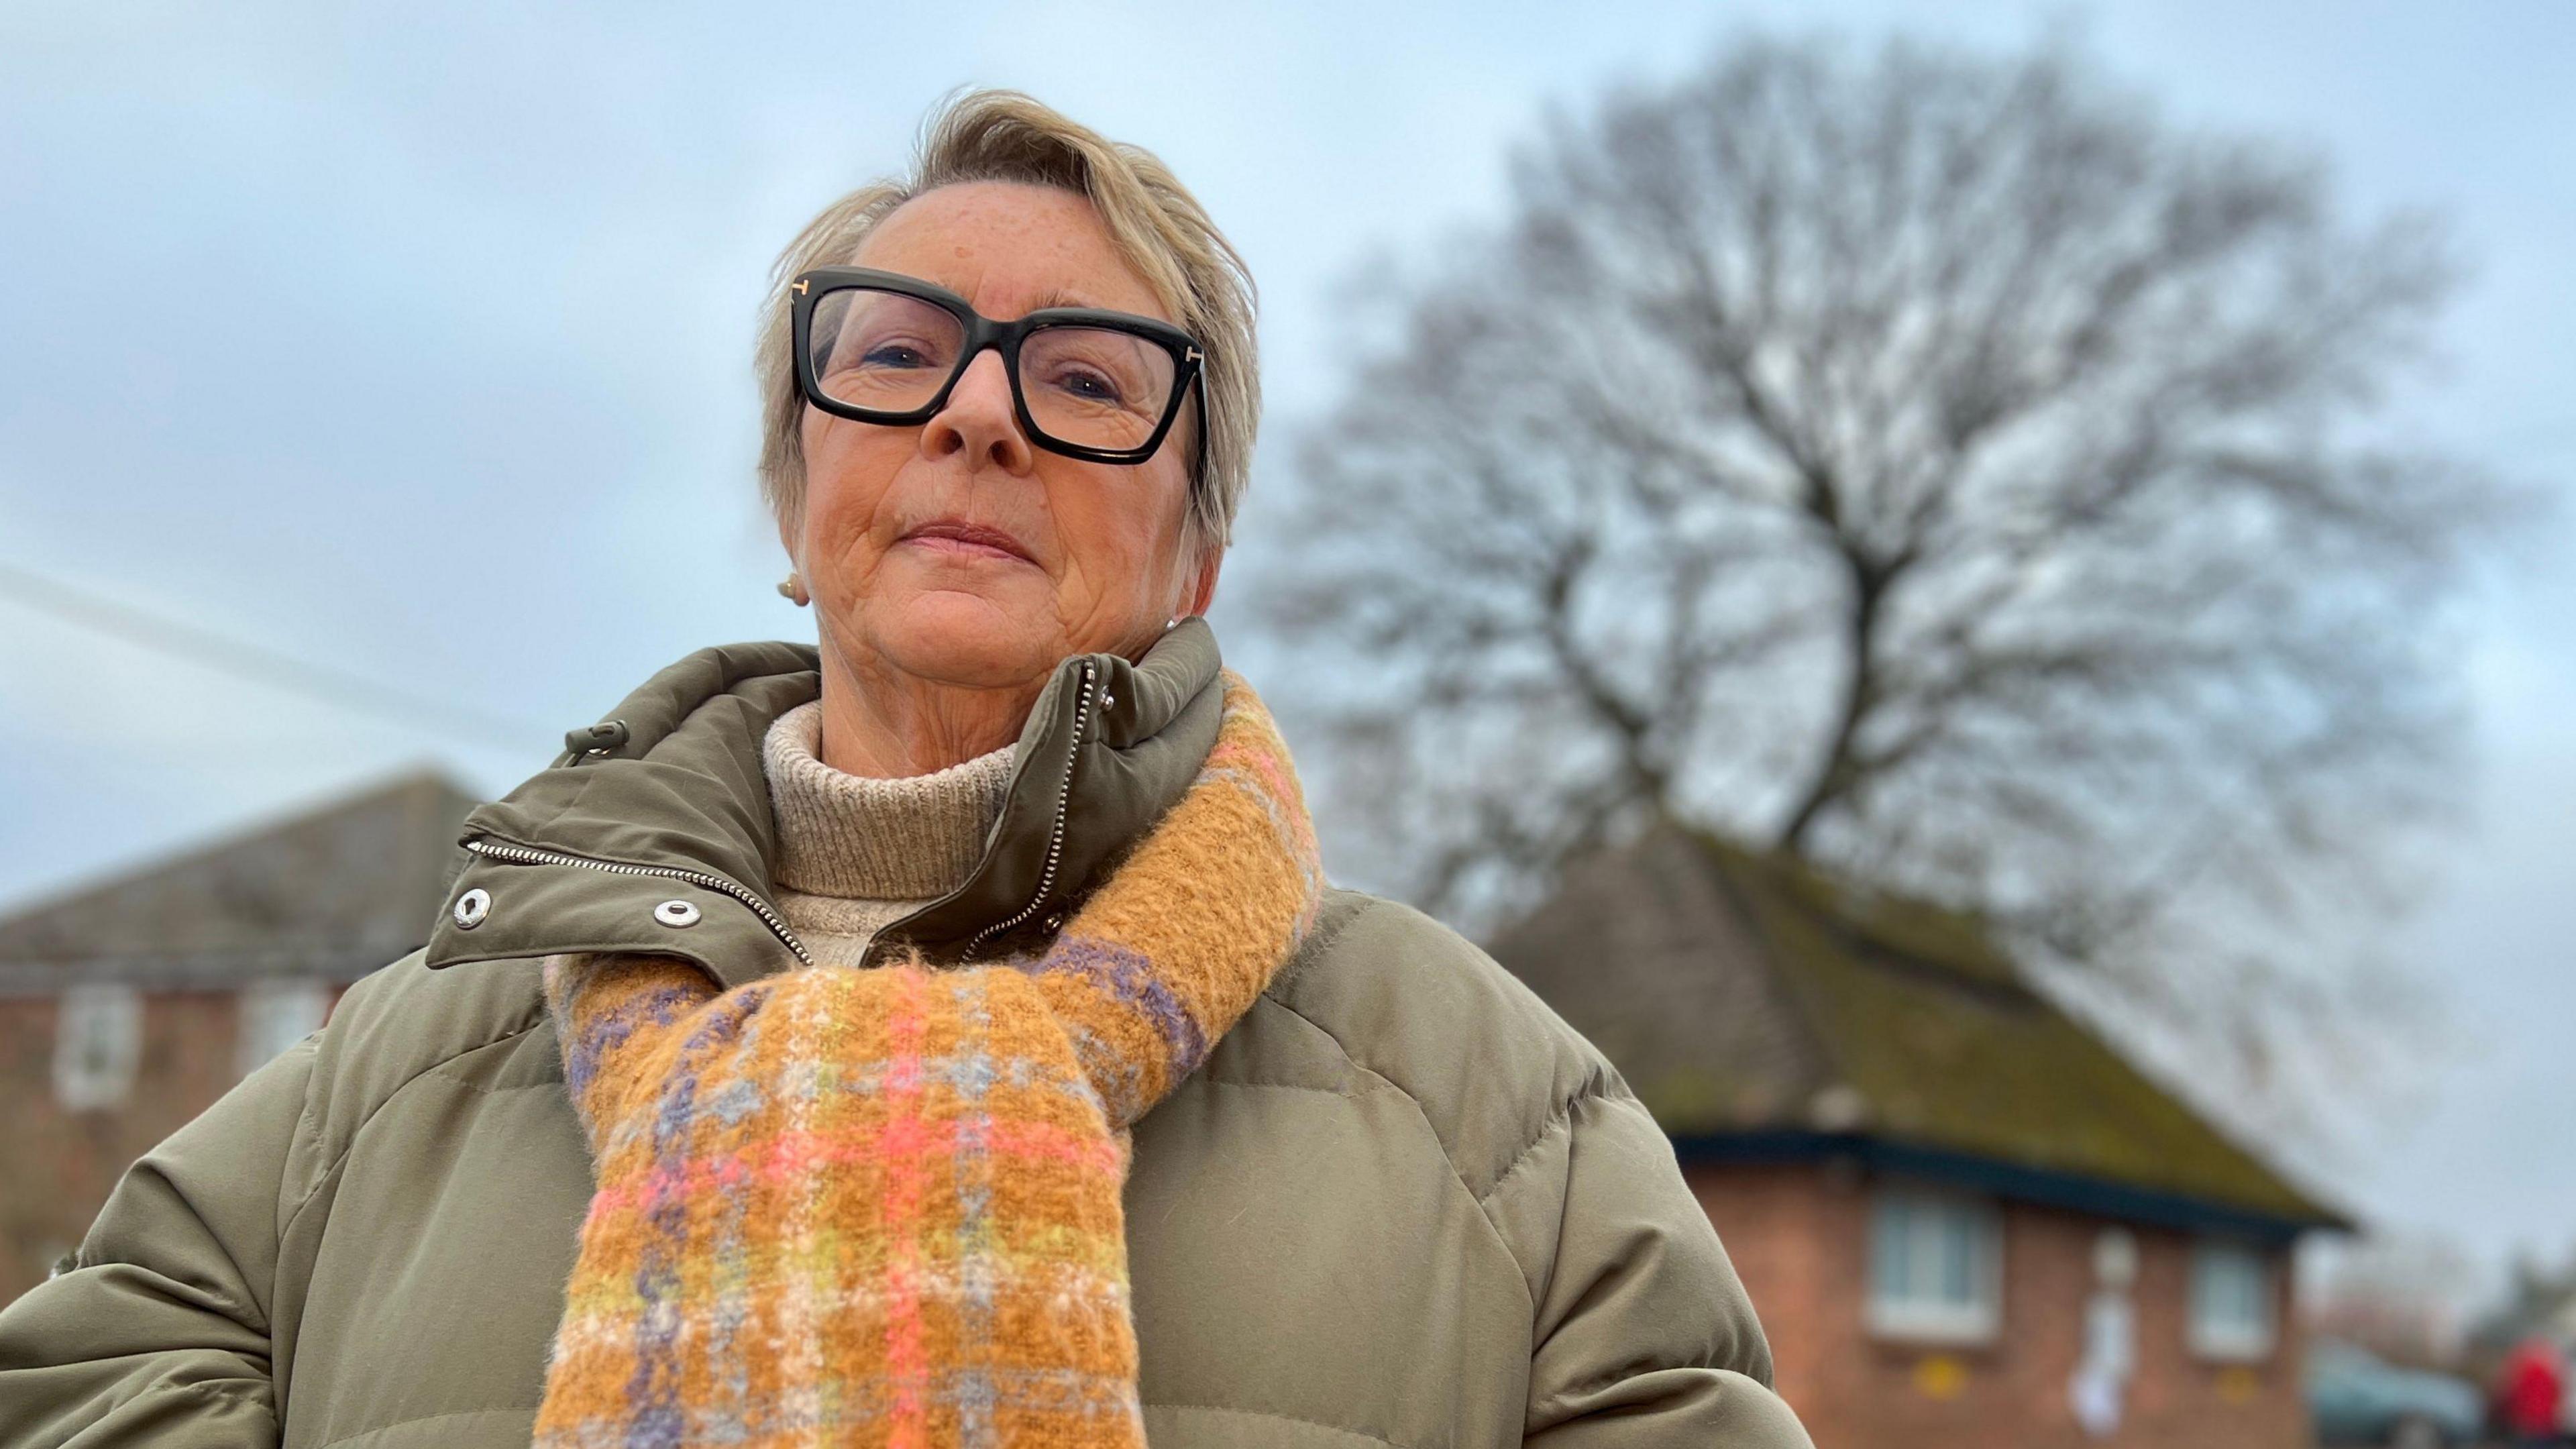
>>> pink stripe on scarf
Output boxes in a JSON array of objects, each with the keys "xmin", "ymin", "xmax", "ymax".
[
  {"xmin": 583, "ymin": 1110, "xmax": 1124, "ymax": 1218},
  {"xmin": 881, "ymin": 967, "xmax": 932, "ymax": 1449}
]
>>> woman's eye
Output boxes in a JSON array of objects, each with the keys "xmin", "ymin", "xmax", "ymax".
[
  {"xmin": 1053, "ymin": 366, "xmax": 1124, "ymax": 404},
  {"xmin": 861, "ymin": 343, "xmax": 934, "ymax": 370}
]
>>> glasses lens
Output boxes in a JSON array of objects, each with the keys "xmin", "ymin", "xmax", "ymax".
[
  {"xmin": 808, "ymin": 287, "xmax": 965, "ymax": 414},
  {"xmin": 1019, "ymin": 325, "xmax": 1179, "ymax": 453}
]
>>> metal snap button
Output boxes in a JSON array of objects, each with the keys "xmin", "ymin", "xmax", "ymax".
[
  {"xmin": 1042, "ymin": 911, "xmax": 1065, "ymax": 931},
  {"xmin": 653, "ymin": 899, "xmax": 702, "ymax": 928},
  {"xmin": 453, "ymin": 888, "xmax": 491, "ymax": 930}
]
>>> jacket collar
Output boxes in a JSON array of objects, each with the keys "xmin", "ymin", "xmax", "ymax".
[{"xmin": 423, "ymin": 616, "xmax": 1226, "ymax": 990}]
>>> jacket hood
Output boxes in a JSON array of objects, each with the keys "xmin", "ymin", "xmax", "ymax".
[{"xmin": 423, "ymin": 615, "xmax": 1226, "ymax": 989}]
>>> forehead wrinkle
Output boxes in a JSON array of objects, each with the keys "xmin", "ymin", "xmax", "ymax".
[
  {"xmin": 857, "ymin": 184, "xmax": 1174, "ymax": 322},
  {"xmin": 983, "ymin": 272, "xmax": 1163, "ymax": 315},
  {"xmin": 973, "ymin": 278, "xmax": 1174, "ymax": 327}
]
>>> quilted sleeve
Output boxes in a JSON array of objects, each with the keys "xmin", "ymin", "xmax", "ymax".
[
  {"xmin": 1493, "ymin": 1083, "xmax": 1815, "ymax": 1448},
  {"xmin": 0, "ymin": 1032, "xmax": 319, "ymax": 1448}
]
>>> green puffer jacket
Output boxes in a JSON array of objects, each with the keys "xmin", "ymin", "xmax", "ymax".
[{"xmin": 0, "ymin": 619, "xmax": 1811, "ymax": 1449}]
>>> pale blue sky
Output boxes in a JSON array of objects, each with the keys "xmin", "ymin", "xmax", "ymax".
[{"xmin": 3, "ymin": 1, "xmax": 2569, "ymax": 1290}]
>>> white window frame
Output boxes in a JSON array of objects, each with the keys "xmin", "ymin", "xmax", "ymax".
[
  {"xmin": 1867, "ymin": 1185, "xmax": 2004, "ymax": 1344},
  {"xmin": 2187, "ymin": 1238, "xmax": 2277, "ymax": 1361},
  {"xmin": 54, "ymin": 982, "xmax": 142, "ymax": 1111},
  {"xmin": 236, "ymin": 978, "xmax": 331, "ymax": 1079}
]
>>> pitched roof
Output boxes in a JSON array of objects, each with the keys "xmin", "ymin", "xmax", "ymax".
[
  {"xmin": 0, "ymin": 769, "xmax": 480, "ymax": 994},
  {"xmin": 1484, "ymin": 818, "xmax": 2346, "ymax": 1232}
]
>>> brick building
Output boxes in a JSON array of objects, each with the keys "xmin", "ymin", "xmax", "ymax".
[
  {"xmin": 0, "ymin": 771, "xmax": 476, "ymax": 1302},
  {"xmin": 1487, "ymin": 819, "xmax": 2349, "ymax": 1449}
]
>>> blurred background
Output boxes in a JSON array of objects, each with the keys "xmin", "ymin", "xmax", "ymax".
[{"xmin": 2, "ymin": 3, "xmax": 2569, "ymax": 1445}]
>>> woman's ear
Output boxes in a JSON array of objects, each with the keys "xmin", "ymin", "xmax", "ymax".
[
  {"xmin": 773, "ymin": 504, "xmax": 809, "ymax": 605},
  {"xmin": 1181, "ymin": 545, "xmax": 1222, "ymax": 617},
  {"xmin": 773, "ymin": 501, "xmax": 802, "ymax": 566}
]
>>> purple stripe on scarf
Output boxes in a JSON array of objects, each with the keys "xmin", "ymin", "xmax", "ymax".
[
  {"xmin": 558, "ymin": 979, "xmax": 706, "ymax": 1105},
  {"xmin": 549, "ymin": 1364, "xmax": 1140, "ymax": 1443},
  {"xmin": 1018, "ymin": 934, "xmax": 1208, "ymax": 1082},
  {"xmin": 620, "ymin": 985, "xmax": 747, "ymax": 1446}
]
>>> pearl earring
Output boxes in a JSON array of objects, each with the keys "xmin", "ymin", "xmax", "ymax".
[{"xmin": 777, "ymin": 572, "xmax": 810, "ymax": 606}]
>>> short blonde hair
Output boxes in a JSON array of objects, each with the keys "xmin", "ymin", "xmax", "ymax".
[{"xmin": 756, "ymin": 89, "xmax": 1260, "ymax": 558}]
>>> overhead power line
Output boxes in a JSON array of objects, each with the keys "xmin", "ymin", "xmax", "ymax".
[{"xmin": 0, "ymin": 559, "xmax": 552, "ymax": 752}]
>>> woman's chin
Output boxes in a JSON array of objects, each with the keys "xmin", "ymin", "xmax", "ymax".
[{"xmin": 866, "ymin": 588, "xmax": 1055, "ymax": 684}]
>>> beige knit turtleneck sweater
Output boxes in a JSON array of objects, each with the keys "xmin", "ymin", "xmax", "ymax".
[{"xmin": 760, "ymin": 699, "xmax": 1019, "ymax": 966}]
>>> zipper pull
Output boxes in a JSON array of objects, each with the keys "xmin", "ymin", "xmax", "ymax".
[{"xmin": 563, "ymin": 718, "xmax": 631, "ymax": 764}]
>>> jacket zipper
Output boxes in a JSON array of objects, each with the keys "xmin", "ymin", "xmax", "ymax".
[
  {"xmin": 959, "ymin": 657, "xmax": 1095, "ymax": 960},
  {"xmin": 467, "ymin": 654, "xmax": 1096, "ymax": 972},
  {"xmin": 460, "ymin": 837, "xmax": 816, "ymax": 967}
]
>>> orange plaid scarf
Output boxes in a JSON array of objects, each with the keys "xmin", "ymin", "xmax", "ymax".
[{"xmin": 533, "ymin": 668, "xmax": 1324, "ymax": 1448}]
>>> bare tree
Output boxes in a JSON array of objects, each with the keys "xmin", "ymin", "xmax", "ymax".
[{"xmin": 1248, "ymin": 30, "xmax": 2518, "ymax": 1116}]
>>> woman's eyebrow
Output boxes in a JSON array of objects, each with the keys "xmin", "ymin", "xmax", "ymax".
[{"xmin": 1022, "ymin": 287, "xmax": 1171, "ymax": 324}]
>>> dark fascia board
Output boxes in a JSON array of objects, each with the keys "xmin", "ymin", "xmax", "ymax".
[{"xmin": 1672, "ymin": 1130, "xmax": 2355, "ymax": 1245}]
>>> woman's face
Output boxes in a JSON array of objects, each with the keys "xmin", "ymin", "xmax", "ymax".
[{"xmin": 785, "ymin": 180, "xmax": 1217, "ymax": 694}]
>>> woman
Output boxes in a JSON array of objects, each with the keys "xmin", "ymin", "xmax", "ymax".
[{"xmin": 0, "ymin": 92, "xmax": 1809, "ymax": 1448}]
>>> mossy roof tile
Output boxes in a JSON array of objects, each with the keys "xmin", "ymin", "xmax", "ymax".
[{"xmin": 1486, "ymin": 820, "xmax": 2343, "ymax": 1229}]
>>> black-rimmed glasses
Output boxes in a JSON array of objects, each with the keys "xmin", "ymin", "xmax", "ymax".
[{"xmin": 789, "ymin": 265, "xmax": 1208, "ymax": 474}]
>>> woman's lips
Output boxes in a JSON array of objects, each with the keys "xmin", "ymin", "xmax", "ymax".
[
  {"xmin": 905, "ymin": 535, "xmax": 1022, "ymax": 561},
  {"xmin": 900, "ymin": 522, "xmax": 1032, "ymax": 563}
]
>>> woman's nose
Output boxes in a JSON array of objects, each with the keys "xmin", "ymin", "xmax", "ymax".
[{"xmin": 921, "ymin": 350, "xmax": 1034, "ymax": 473}]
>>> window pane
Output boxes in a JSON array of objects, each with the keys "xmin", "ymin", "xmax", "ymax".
[
  {"xmin": 1869, "ymin": 1189, "xmax": 2000, "ymax": 1340},
  {"xmin": 237, "ymin": 979, "xmax": 330, "ymax": 1078},
  {"xmin": 1938, "ymin": 1214, "xmax": 1974, "ymax": 1305},
  {"xmin": 55, "ymin": 983, "xmax": 142, "ymax": 1110},
  {"xmin": 1872, "ymin": 1197, "xmax": 1912, "ymax": 1303},
  {"xmin": 2190, "ymin": 1241, "xmax": 2273, "ymax": 1358}
]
